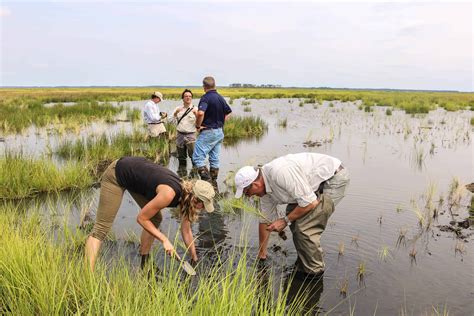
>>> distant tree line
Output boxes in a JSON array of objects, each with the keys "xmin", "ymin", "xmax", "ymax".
[{"xmin": 229, "ymin": 83, "xmax": 282, "ymax": 88}]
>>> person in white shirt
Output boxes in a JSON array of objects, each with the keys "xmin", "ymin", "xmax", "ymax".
[
  {"xmin": 172, "ymin": 89, "xmax": 197, "ymax": 168},
  {"xmin": 234, "ymin": 152, "xmax": 350, "ymax": 276},
  {"xmin": 143, "ymin": 91, "xmax": 167, "ymax": 138}
]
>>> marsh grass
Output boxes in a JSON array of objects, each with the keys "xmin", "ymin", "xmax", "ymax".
[
  {"xmin": 0, "ymin": 152, "xmax": 94, "ymax": 199},
  {"xmin": 243, "ymin": 105, "xmax": 252, "ymax": 112},
  {"xmin": 223, "ymin": 116, "xmax": 268, "ymax": 140},
  {"xmin": 55, "ymin": 129, "xmax": 170, "ymax": 169},
  {"xmin": 357, "ymin": 261, "xmax": 366, "ymax": 285},
  {"xmin": 0, "ymin": 100, "xmax": 123, "ymax": 133},
  {"xmin": 277, "ymin": 118, "xmax": 288, "ymax": 128},
  {"xmin": 378, "ymin": 245, "xmax": 392, "ymax": 262},
  {"xmin": 0, "ymin": 203, "xmax": 308, "ymax": 315}
]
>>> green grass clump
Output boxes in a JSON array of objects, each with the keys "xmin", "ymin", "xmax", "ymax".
[
  {"xmin": 0, "ymin": 153, "xmax": 94, "ymax": 199},
  {"xmin": 0, "ymin": 100, "xmax": 123, "ymax": 134},
  {"xmin": 385, "ymin": 108, "xmax": 392, "ymax": 116},
  {"xmin": 0, "ymin": 203, "xmax": 308, "ymax": 315},
  {"xmin": 224, "ymin": 116, "xmax": 268, "ymax": 140},
  {"xmin": 470, "ymin": 117, "xmax": 474, "ymax": 126},
  {"xmin": 55, "ymin": 129, "xmax": 171, "ymax": 168}
]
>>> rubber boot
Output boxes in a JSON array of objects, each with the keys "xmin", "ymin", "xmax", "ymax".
[
  {"xmin": 210, "ymin": 167, "xmax": 219, "ymax": 191},
  {"xmin": 140, "ymin": 254, "xmax": 150, "ymax": 270},
  {"xmin": 197, "ymin": 166, "xmax": 211, "ymax": 182},
  {"xmin": 186, "ymin": 142, "xmax": 195, "ymax": 161},
  {"xmin": 177, "ymin": 146, "xmax": 188, "ymax": 165}
]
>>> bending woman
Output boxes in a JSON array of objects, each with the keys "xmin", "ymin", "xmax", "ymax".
[{"xmin": 85, "ymin": 156, "xmax": 215, "ymax": 271}]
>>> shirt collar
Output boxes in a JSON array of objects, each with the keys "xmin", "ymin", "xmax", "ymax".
[{"xmin": 261, "ymin": 168, "xmax": 273, "ymax": 194}]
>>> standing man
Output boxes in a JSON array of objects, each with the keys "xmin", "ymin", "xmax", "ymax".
[
  {"xmin": 172, "ymin": 89, "xmax": 197, "ymax": 168},
  {"xmin": 234, "ymin": 152, "xmax": 350, "ymax": 276},
  {"xmin": 143, "ymin": 91, "xmax": 167, "ymax": 139},
  {"xmin": 193, "ymin": 76, "xmax": 232, "ymax": 188}
]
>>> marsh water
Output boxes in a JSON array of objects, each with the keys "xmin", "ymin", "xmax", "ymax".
[{"xmin": 2, "ymin": 98, "xmax": 473, "ymax": 314}]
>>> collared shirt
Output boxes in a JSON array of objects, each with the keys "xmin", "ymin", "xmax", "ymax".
[
  {"xmin": 143, "ymin": 100, "xmax": 161, "ymax": 124},
  {"xmin": 174, "ymin": 105, "xmax": 196, "ymax": 133},
  {"xmin": 259, "ymin": 153, "xmax": 341, "ymax": 220},
  {"xmin": 198, "ymin": 90, "xmax": 232, "ymax": 129}
]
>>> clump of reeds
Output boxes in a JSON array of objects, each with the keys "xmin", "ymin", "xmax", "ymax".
[
  {"xmin": 223, "ymin": 116, "xmax": 268, "ymax": 140},
  {"xmin": 378, "ymin": 245, "xmax": 392, "ymax": 262},
  {"xmin": 357, "ymin": 261, "xmax": 366, "ymax": 284},
  {"xmin": 338, "ymin": 241, "xmax": 345, "ymax": 256},
  {"xmin": 396, "ymin": 228, "xmax": 408, "ymax": 248},
  {"xmin": 277, "ymin": 118, "xmax": 288, "ymax": 128},
  {"xmin": 0, "ymin": 99, "xmax": 123, "ymax": 134},
  {"xmin": 338, "ymin": 278, "xmax": 349, "ymax": 297},
  {"xmin": 0, "ymin": 152, "xmax": 94, "ymax": 199},
  {"xmin": 385, "ymin": 108, "xmax": 392, "ymax": 116},
  {"xmin": 351, "ymin": 235, "xmax": 360, "ymax": 248},
  {"xmin": 243, "ymin": 106, "xmax": 252, "ymax": 112}
]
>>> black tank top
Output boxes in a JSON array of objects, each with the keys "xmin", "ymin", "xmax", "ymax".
[{"xmin": 115, "ymin": 157, "xmax": 182, "ymax": 206}]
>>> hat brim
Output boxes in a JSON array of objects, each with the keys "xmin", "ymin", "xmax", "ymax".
[
  {"xmin": 235, "ymin": 187, "xmax": 244, "ymax": 198},
  {"xmin": 203, "ymin": 199, "xmax": 214, "ymax": 213}
]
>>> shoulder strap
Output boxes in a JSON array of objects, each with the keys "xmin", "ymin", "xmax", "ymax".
[{"xmin": 177, "ymin": 106, "xmax": 193, "ymax": 126}]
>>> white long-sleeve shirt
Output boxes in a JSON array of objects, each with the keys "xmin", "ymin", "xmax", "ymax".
[
  {"xmin": 259, "ymin": 152, "xmax": 341, "ymax": 222},
  {"xmin": 143, "ymin": 100, "xmax": 162, "ymax": 124}
]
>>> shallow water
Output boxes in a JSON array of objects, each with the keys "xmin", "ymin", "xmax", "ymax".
[{"xmin": 2, "ymin": 98, "xmax": 473, "ymax": 314}]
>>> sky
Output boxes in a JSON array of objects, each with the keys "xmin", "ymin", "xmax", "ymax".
[{"xmin": 0, "ymin": 1, "xmax": 472, "ymax": 91}]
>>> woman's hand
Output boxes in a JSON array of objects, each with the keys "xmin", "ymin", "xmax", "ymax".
[{"xmin": 162, "ymin": 239, "xmax": 177, "ymax": 258}]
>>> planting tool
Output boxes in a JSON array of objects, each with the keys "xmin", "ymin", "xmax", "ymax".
[{"xmin": 128, "ymin": 193, "xmax": 197, "ymax": 276}]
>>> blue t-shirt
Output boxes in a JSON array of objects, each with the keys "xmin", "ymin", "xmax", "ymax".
[{"xmin": 198, "ymin": 90, "xmax": 232, "ymax": 129}]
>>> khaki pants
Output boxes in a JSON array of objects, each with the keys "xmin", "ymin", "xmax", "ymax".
[
  {"xmin": 286, "ymin": 168, "xmax": 350, "ymax": 274},
  {"xmin": 147, "ymin": 123, "xmax": 166, "ymax": 137},
  {"xmin": 91, "ymin": 159, "xmax": 163, "ymax": 241}
]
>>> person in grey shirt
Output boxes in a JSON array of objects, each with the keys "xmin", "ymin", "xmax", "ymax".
[{"xmin": 234, "ymin": 152, "xmax": 350, "ymax": 276}]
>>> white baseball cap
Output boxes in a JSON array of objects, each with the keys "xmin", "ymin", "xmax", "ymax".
[{"xmin": 234, "ymin": 166, "xmax": 259, "ymax": 198}]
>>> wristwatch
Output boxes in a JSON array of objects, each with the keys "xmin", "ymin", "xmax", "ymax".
[{"xmin": 283, "ymin": 215, "xmax": 292, "ymax": 226}]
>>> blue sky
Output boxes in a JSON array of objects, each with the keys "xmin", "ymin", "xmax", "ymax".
[{"xmin": 1, "ymin": 1, "xmax": 472, "ymax": 91}]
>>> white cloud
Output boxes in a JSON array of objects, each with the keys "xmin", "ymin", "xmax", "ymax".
[{"xmin": 0, "ymin": 6, "xmax": 12, "ymax": 17}]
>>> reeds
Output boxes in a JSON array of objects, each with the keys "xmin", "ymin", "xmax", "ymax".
[
  {"xmin": 0, "ymin": 203, "xmax": 307, "ymax": 315},
  {"xmin": 0, "ymin": 152, "xmax": 94, "ymax": 199},
  {"xmin": 223, "ymin": 116, "xmax": 268, "ymax": 140},
  {"xmin": 55, "ymin": 129, "xmax": 170, "ymax": 168},
  {"xmin": 0, "ymin": 99, "xmax": 123, "ymax": 133}
]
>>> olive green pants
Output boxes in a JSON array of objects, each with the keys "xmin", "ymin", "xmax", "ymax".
[
  {"xmin": 286, "ymin": 168, "xmax": 350, "ymax": 274},
  {"xmin": 287, "ymin": 194, "xmax": 335, "ymax": 274},
  {"xmin": 91, "ymin": 159, "xmax": 162, "ymax": 241}
]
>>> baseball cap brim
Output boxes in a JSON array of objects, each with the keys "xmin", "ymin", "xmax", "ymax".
[
  {"xmin": 235, "ymin": 187, "xmax": 244, "ymax": 198},
  {"xmin": 203, "ymin": 199, "xmax": 214, "ymax": 212}
]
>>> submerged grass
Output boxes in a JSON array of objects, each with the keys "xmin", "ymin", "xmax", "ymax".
[
  {"xmin": 0, "ymin": 153, "xmax": 94, "ymax": 199},
  {"xmin": 0, "ymin": 202, "xmax": 306, "ymax": 315}
]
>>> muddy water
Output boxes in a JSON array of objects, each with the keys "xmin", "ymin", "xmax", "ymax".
[{"xmin": 2, "ymin": 98, "xmax": 473, "ymax": 314}]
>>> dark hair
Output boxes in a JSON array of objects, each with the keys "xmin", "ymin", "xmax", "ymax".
[
  {"xmin": 203, "ymin": 76, "xmax": 216, "ymax": 89},
  {"xmin": 151, "ymin": 94, "xmax": 159, "ymax": 99},
  {"xmin": 181, "ymin": 89, "xmax": 193, "ymax": 99}
]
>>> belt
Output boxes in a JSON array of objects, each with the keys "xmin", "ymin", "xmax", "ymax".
[
  {"xmin": 148, "ymin": 122, "xmax": 163, "ymax": 125},
  {"xmin": 178, "ymin": 131, "xmax": 196, "ymax": 135},
  {"xmin": 317, "ymin": 165, "xmax": 344, "ymax": 195}
]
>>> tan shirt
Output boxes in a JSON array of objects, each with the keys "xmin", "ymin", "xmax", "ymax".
[
  {"xmin": 174, "ymin": 105, "xmax": 197, "ymax": 133},
  {"xmin": 259, "ymin": 152, "xmax": 341, "ymax": 222}
]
